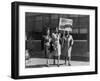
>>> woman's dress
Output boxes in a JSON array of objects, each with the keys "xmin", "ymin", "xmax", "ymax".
[{"xmin": 52, "ymin": 33, "xmax": 61, "ymax": 57}]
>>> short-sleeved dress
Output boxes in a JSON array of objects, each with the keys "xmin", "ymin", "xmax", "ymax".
[{"xmin": 52, "ymin": 33, "xmax": 61, "ymax": 56}]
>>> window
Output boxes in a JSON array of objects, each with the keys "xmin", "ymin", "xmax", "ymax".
[
  {"xmin": 80, "ymin": 28, "xmax": 88, "ymax": 34},
  {"xmin": 72, "ymin": 28, "xmax": 79, "ymax": 33}
]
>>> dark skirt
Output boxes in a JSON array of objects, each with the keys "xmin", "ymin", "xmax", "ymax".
[{"xmin": 44, "ymin": 46, "xmax": 50, "ymax": 58}]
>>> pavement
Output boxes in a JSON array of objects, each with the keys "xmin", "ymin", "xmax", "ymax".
[{"xmin": 25, "ymin": 58, "xmax": 89, "ymax": 68}]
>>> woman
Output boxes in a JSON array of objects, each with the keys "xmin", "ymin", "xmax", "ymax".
[
  {"xmin": 52, "ymin": 28, "xmax": 61, "ymax": 67},
  {"xmin": 43, "ymin": 28, "xmax": 51, "ymax": 67},
  {"xmin": 62, "ymin": 31, "xmax": 74, "ymax": 66}
]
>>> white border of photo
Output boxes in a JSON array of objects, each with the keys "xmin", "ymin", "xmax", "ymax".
[{"xmin": 19, "ymin": 5, "xmax": 95, "ymax": 76}]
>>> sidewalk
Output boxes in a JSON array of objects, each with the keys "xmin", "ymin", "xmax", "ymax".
[{"xmin": 25, "ymin": 58, "xmax": 89, "ymax": 68}]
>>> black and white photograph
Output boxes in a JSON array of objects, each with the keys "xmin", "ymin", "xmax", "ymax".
[
  {"xmin": 11, "ymin": 1, "xmax": 97, "ymax": 79},
  {"xmin": 25, "ymin": 13, "xmax": 90, "ymax": 68}
]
